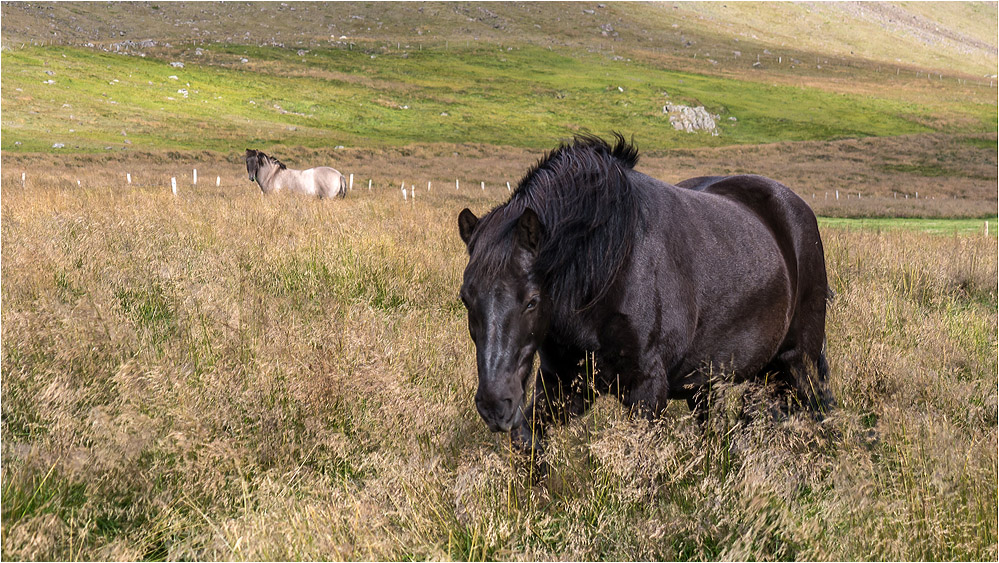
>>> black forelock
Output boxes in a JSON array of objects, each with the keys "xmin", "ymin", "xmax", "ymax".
[{"xmin": 464, "ymin": 133, "xmax": 645, "ymax": 313}]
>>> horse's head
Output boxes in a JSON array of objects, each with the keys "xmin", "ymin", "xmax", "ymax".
[
  {"xmin": 245, "ymin": 149, "xmax": 260, "ymax": 183},
  {"xmin": 458, "ymin": 207, "xmax": 551, "ymax": 433}
]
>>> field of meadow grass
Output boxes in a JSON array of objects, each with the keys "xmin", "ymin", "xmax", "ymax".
[
  {"xmin": 2, "ymin": 2, "xmax": 996, "ymax": 560},
  {"xmin": 2, "ymin": 177, "xmax": 995, "ymax": 560}
]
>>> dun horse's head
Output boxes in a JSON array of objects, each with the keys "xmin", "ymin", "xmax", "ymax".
[
  {"xmin": 458, "ymin": 207, "xmax": 551, "ymax": 433},
  {"xmin": 245, "ymin": 149, "xmax": 262, "ymax": 184}
]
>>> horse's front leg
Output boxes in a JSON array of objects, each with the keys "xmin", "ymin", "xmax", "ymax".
[{"xmin": 511, "ymin": 344, "xmax": 588, "ymax": 458}]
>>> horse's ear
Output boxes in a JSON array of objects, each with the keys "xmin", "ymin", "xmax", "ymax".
[
  {"xmin": 515, "ymin": 208, "xmax": 543, "ymax": 254},
  {"xmin": 458, "ymin": 208, "xmax": 478, "ymax": 245}
]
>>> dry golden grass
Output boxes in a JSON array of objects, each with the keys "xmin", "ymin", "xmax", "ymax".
[{"xmin": 2, "ymin": 165, "xmax": 996, "ymax": 560}]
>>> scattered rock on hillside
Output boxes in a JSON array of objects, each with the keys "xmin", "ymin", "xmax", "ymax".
[{"xmin": 110, "ymin": 39, "xmax": 157, "ymax": 51}]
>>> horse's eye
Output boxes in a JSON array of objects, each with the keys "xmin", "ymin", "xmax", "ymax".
[{"xmin": 525, "ymin": 296, "xmax": 540, "ymax": 311}]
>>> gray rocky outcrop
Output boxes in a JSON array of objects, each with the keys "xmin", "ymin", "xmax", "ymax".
[{"xmin": 663, "ymin": 103, "xmax": 720, "ymax": 135}]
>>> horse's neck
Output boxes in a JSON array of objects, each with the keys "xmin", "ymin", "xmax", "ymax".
[{"xmin": 259, "ymin": 162, "xmax": 285, "ymax": 187}]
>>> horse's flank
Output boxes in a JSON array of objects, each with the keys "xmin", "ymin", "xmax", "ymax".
[{"xmin": 245, "ymin": 149, "xmax": 347, "ymax": 199}]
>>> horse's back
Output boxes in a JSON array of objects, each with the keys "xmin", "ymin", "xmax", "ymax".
[{"xmin": 678, "ymin": 175, "xmax": 814, "ymax": 229}]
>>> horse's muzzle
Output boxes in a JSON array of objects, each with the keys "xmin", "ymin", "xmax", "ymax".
[
  {"xmin": 475, "ymin": 395, "xmax": 517, "ymax": 432},
  {"xmin": 474, "ymin": 367, "xmax": 528, "ymax": 433}
]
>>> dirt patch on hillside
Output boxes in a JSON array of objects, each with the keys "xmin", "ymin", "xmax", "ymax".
[{"xmin": 3, "ymin": 134, "xmax": 995, "ymax": 218}]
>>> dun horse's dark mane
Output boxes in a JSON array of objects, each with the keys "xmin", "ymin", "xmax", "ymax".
[
  {"xmin": 471, "ymin": 133, "xmax": 644, "ymax": 312},
  {"xmin": 259, "ymin": 150, "xmax": 288, "ymax": 170}
]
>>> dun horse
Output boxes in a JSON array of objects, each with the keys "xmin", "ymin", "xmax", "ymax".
[
  {"xmin": 457, "ymin": 134, "xmax": 831, "ymax": 454},
  {"xmin": 245, "ymin": 149, "xmax": 347, "ymax": 199}
]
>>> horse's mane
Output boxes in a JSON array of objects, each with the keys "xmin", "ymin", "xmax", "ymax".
[
  {"xmin": 258, "ymin": 150, "xmax": 288, "ymax": 170},
  {"xmin": 470, "ymin": 133, "xmax": 644, "ymax": 312}
]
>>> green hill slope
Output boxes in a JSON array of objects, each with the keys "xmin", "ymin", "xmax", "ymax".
[
  {"xmin": 3, "ymin": 2, "xmax": 996, "ymax": 76},
  {"xmin": 1, "ymin": 2, "xmax": 995, "ymax": 153}
]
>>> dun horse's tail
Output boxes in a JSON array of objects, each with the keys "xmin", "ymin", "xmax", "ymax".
[{"xmin": 337, "ymin": 172, "xmax": 348, "ymax": 198}]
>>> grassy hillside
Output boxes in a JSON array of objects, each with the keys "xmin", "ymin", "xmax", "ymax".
[
  {"xmin": 635, "ymin": 2, "xmax": 999, "ymax": 78},
  {"xmin": 1, "ymin": 2, "xmax": 996, "ymax": 153},
  {"xmin": 3, "ymin": 2, "xmax": 996, "ymax": 77},
  {"xmin": 2, "ymin": 42, "xmax": 995, "ymax": 153}
]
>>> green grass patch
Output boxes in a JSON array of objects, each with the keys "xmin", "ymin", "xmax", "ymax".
[
  {"xmin": 819, "ymin": 216, "xmax": 998, "ymax": 235},
  {"xmin": 959, "ymin": 136, "xmax": 999, "ymax": 150},
  {"xmin": 3, "ymin": 44, "xmax": 991, "ymax": 153},
  {"xmin": 879, "ymin": 163, "xmax": 954, "ymax": 177}
]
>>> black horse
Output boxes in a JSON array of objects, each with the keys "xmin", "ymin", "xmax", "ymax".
[{"xmin": 457, "ymin": 134, "xmax": 831, "ymax": 454}]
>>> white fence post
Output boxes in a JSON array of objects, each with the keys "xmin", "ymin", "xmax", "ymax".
[
  {"xmin": 216, "ymin": 176, "xmax": 221, "ymax": 187},
  {"xmin": 171, "ymin": 177, "xmax": 177, "ymax": 195},
  {"xmin": 126, "ymin": 173, "xmax": 131, "ymax": 184},
  {"xmin": 193, "ymin": 168, "xmax": 198, "ymax": 185},
  {"xmin": 401, "ymin": 183, "xmax": 407, "ymax": 201},
  {"xmin": 368, "ymin": 179, "xmax": 372, "ymax": 191},
  {"xmin": 481, "ymin": 181, "xmax": 485, "ymax": 191},
  {"xmin": 349, "ymin": 173, "xmax": 354, "ymax": 191},
  {"xmin": 507, "ymin": 182, "xmax": 511, "ymax": 192},
  {"xmin": 456, "ymin": 179, "xmax": 460, "ymax": 190}
]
